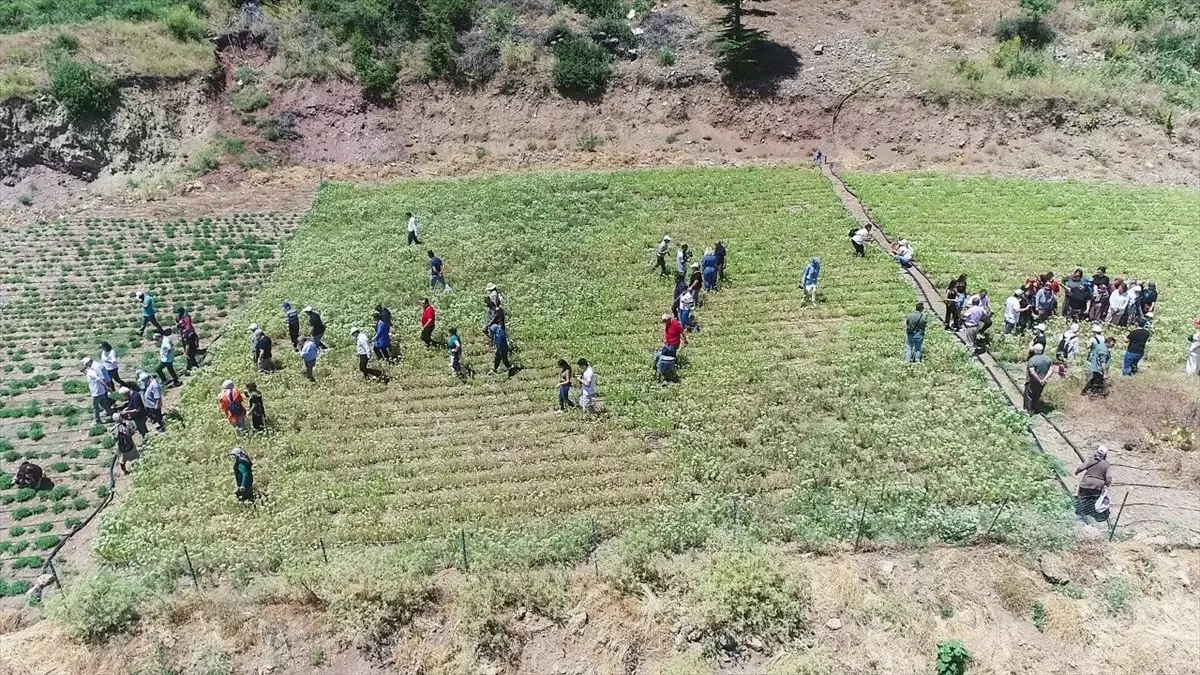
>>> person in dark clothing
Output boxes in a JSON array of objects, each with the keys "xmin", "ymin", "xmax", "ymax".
[
  {"xmin": 448, "ymin": 327, "xmax": 467, "ymax": 378},
  {"xmin": 112, "ymin": 413, "xmax": 139, "ymax": 475},
  {"xmin": 672, "ymin": 274, "xmax": 687, "ymax": 317},
  {"xmin": 119, "ymin": 386, "xmax": 149, "ymax": 439},
  {"xmin": 231, "ymin": 447, "xmax": 254, "ymax": 502},
  {"xmin": 556, "ymin": 359, "xmax": 576, "ymax": 411},
  {"xmin": 428, "ymin": 250, "xmax": 452, "ymax": 292},
  {"xmin": 490, "ymin": 323, "xmax": 513, "ymax": 374},
  {"xmin": 420, "ymin": 299, "xmax": 436, "ymax": 347},
  {"xmin": 905, "ymin": 302, "xmax": 927, "ymax": 363},
  {"xmin": 304, "ymin": 306, "xmax": 327, "ymax": 349},
  {"xmin": 15, "ymin": 461, "xmax": 43, "ymax": 489},
  {"xmin": 253, "ymin": 329, "xmax": 274, "ymax": 372},
  {"xmin": 246, "ymin": 382, "xmax": 266, "ymax": 431},
  {"xmin": 1122, "ymin": 319, "xmax": 1151, "ymax": 376},
  {"xmin": 701, "ymin": 248, "xmax": 719, "ymax": 291},
  {"xmin": 1074, "ymin": 446, "xmax": 1112, "ymax": 520},
  {"xmin": 1140, "ymin": 281, "xmax": 1158, "ymax": 314},
  {"xmin": 375, "ymin": 304, "xmax": 392, "ymax": 326},
  {"xmin": 714, "ymin": 240, "xmax": 728, "ymax": 280},
  {"xmin": 944, "ymin": 276, "xmax": 965, "ymax": 330},
  {"xmin": 1091, "ymin": 266, "xmax": 1110, "ymax": 290},
  {"xmin": 283, "ymin": 301, "xmax": 301, "ymax": 350},
  {"xmin": 176, "ymin": 308, "xmax": 201, "ymax": 370}
]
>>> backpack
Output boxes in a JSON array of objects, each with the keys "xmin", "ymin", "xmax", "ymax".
[
  {"xmin": 848, "ymin": 228, "xmax": 857, "ymax": 238},
  {"xmin": 227, "ymin": 395, "xmax": 246, "ymax": 418}
]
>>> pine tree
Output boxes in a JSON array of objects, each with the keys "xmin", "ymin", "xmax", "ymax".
[{"xmin": 714, "ymin": 0, "xmax": 768, "ymax": 86}]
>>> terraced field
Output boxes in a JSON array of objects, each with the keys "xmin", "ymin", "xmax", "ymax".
[
  {"xmin": 0, "ymin": 214, "xmax": 299, "ymax": 594},
  {"xmin": 98, "ymin": 168, "xmax": 1065, "ymax": 574}
]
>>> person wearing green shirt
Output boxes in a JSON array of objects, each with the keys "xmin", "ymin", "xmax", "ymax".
[
  {"xmin": 448, "ymin": 327, "xmax": 466, "ymax": 379},
  {"xmin": 1082, "ymin": 336, "xmax": 1114, "ymax": 396},
  {"xmin": 904, "ymin": 302, "xmax": 928, "ymax": 363},
  {"xmin": 1024, "ymin": 343, "xmax": 1053, "ymax": 412},
  {"xmin": 231, "ymin": 447, "xmax": 253, "ymax": 502}
]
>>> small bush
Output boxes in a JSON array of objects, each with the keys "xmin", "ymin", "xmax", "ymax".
[
  {"xmin": 350, "ymin": 33, "xmax": 399, "ymax": 99},
  {"xmin": 562, "ymin": 0, "xmax": 623, "ymax": 19},
  {"xmin": 936, "ymin": 639, "xmax": 971, "ymax": 675},
  {"xmin": 954, "ymin": 58, "xmax": 986, "ymax": 82},
  {"xmin": 499, "ymin": 39, "xmax": 537, "ymax": 72},
  {"xmin": 186, "ymin": 146, "xmax": 220, "ymax": 176},
  {"xmin": 578, "ymin": 131, "xmax": 603, "ymax": 151},
  {"xmin": 992, "ymin": 37, "xmax": 1047, "ymax": 78},
  {"xmin": 589, "ymin": 16, "xmax": 636, "ymax": 53},
  {"xmin": 49, "ymin": 33, "xmax": 80, "ymax": 55},
  {"xmin": 657, "ymin": 48, "xmax": 677, "ymax": 66},
  {"xmin": 994, "ymin": 15, "xmax": 1056, "ymax": 48},
  {"xmin": 230, "ymin": 89, "xmax": 270, "ymax": 113},
  {"xmin": 695, "ymin": 547, "xmax": 805, "ymax": 641},
  {"xmin": 47, "ymin": 570, "xmax": 142, "ymax": 643},
  {"xmin": 1097, "ymin": 575, "xmax": 1134, "ymax": 615},
  {"xmin": 553, "ymin": 36, "xmax": 613, "ymax": 98},
  {"xmin": 49, "ymin": 58, "xmax": 117, "ymax": 121},
  {"xmin": 166, "ymin": 7, "xmax": 207, "ymax": 42},
  {"xmin": 0, "ymin": 70, "xmax": 37, "ymax": 101}
]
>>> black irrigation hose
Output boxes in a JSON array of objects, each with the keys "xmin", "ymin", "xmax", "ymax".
[{"xmin": 39, "ymin": 448, "xmax": 118, "ymax": 576}]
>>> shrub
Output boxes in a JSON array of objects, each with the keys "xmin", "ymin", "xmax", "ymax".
[
  {"xmin": 1019, "ymin": 0, "xmax": 1057, "ymax": 19},
  {"xmin": 49, "ymin": 58, "xmax": 117, "ymax": 121},
  {"xmin": 166, "ymin": 6, "xmax": 207, "ymax": 42},
  {"xmin": 0, "ymin": 70, "xmax": 37, "ymax": 101},
  {"xmin": 936, "ymin": 639, "xmax": 971, "ymax": 675},
  {"xmin": 562, "ymin": 0, "xmax": 623, "ymax": 19},
  {"xmin": 499, "ymin": 40, "xmax": 537, "ymax": 72},
  {"xmin": 553, "ymin": 36, "xmax": 613, "ymax": 98},
  {"xmin": 578, "ymin": 131, "xmax": 603, "ymax": 151},
  {"xmin": 994, "ymin": 15, "xmax": 1056, "ymax": 48},
  {"xmin": 657, "ymin": 48, "xmax": 677, "ymax": 66},
  {"xmin": 350, "ymin": 33, "xmax": 398, "ymax": 99},
  {"xmin": 49, "ymin": 33, "xmax": 80, "ymax": 55},
  {"xmin": 230, "ymin": 88, "xmax": 270, "ymax": 113},
  {"xmin": 954, "ymin": 58, "xmax": 986, "ymax": 82},
  {"xmin": 1097, "ymin": 575, "xmax": 1134, "ymax": 615},
  {"xmin": 589, "ymin": 16, "xmax": 637, "ymax": 53},
  {"xmin": 695, "ymin": 547, "xmax": 805, "ymax": 640},
  {"xmin": 992, "ymin": 37, "xmax": 1047, "ymax": 78},
  {"xmin": 47, "ymin": 570, "xmax": 142, "ymax": 643},
  {"xmin": 186, "ymin": 146, "xmax": 220, "ymax": 176},
  {"xmin": 34, "ymin": 535, "xmax": 60, "ymax": 550}
]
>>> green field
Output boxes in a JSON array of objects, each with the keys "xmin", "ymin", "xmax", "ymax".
[
  {"xmin": 95, "ymin": 167, "xmax": 1063, "ymax": 574},
  {"xmin": 845, "ymin": 173, "xmax": 1200, "ymax": 364}
]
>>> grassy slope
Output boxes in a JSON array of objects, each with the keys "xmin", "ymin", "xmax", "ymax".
[
  {"xmin": 844, "ymin": 173, "xmax": 1200, "ymax": 362},
  {"xmin": 97, "ymin": 167, "xmax": 1063, "ymax": 573}
]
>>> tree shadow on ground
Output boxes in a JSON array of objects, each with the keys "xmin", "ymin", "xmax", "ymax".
[{"xmin": 723, "ymin": 40, "xmax": 801, "ymax": 97}]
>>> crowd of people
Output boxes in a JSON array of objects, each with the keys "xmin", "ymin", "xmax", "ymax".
[{"xmin": 653, "ymin": 236, "xmax": 727, "ymax": 382}]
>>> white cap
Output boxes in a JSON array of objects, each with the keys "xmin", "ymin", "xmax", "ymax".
[
  {"xmin": 254, "ymin": 329, "xmax": 264, "ymax": 336},
  {"xmin": 118, "ymin": 386, "xmax": 131, "ymax": 395},
  {"xmin": 1034, "ymin": 323, "xmax": 1047, "ymax": 331},
  {"xmin": 249, "ymin": 323, "xmax": 259, "ymax": 332},
  {"xmin": 690, "ymin": 262, "xmax": 700, "ymax": 269},
  {"xmin": 487, "ymin": 283, "xmax": 497, "ymax": 291},
  {"xmin": 351, "ymin": 327, "xmax": 360, "ymax": 334},
  {"xmin": 111, "ymin": 412, "xmax": 122, "ymax": 422},
  {"xmin": 1031, "ymin": 343, "xmax": 1044, "ymax": 353},
  {"xmin": 138, "ymin": 371, "xmax": 151, "ymax": 381},
  {"xmin": 1092, "ymin": 325, "xmax": 1104, "ymax": 333},
  {"xmin": 303, "ymin": 306, "xmax": 314, "ymax": 313},
  {"xmin": 661, "ymin": 314, "xmax": 672, "ymax": 322},
  {"xmin": 662, "ymin": 235, "xmax": 671, "ymax": 241},
  {"xmin": 1013, "ymin": 289, "xmax": 1023, "ymax": 296},
  {"xmin": 222, "ymin": 379, "xmax": 234, "ymax": 389},
  {"xmin": 81, "ymin": 357, "xmax": 92, "ymax": 368},
  {"xmin": 899, "ymin": 239, "xmax": 909, "ymax": 245}
]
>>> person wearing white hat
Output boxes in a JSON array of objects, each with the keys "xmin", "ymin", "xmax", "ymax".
[
  {"xmin": 119, "ymin": 385, "xmax": 148, "ymax": 439},
  {"xmin": 248, "ymin": 323, "xmax": 260, "ymax": 360},
  {"xmin": 655, "ymin": 235, "xmax": 672, "ymax": 276},
  {"xmin": 1082, "ymin": 335, "xmax": 1114, "ymax": 396},
  {"xmin": 1024, "ymin": 343, "xmax": 1052, "ymax": 413},
  {"xmin": 83, "ymin": 357, "xmax": 112, "ymax": 425},
  {"xmin": 304, "ymin": 307, "xmax": 327, "ymax": 349},
  {"xmin": 351, "ymin": 327, "xmax": 386, "ymax": 380},
  {"xmin": 231, "ymin": 447, "xmax": 254, "ymax": 502},
  {"xmin": 139, "ymin": 371, "xmax": 165, "ymax": 433},
  {"xmin": 892, "ymin": 239, "xmax": 914, "ymax": 268},
  {"xmin": 218, "ymin": 380, "xmax": 247, "ymax": 431},
  {"xmin": 253, "ymin": 328, "xmax": 274, "ymax": 373},
  {"xmin": 136, "ymin": 291, "xmax": 164, "ymax": 337},
  {"xmin": 486, "ymin": 283, "xmax": 504, "ymax": 310},
  {"xmin": 1074, "ymin": 445, "xmax": 1112, "ymax": 520}
]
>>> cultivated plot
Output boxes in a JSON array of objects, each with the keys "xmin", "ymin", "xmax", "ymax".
[{"xmin": 99, "ymin": 168, "xmax": 1065, "ymax": 573}]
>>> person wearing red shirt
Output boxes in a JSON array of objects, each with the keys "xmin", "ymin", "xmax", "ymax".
[
  {"xmin": 420, "ymin": 299, "xmax": 436, "ymax": 346},
  {"xmin": 662, "ymin": 313, "xmax": 686, "ymax": 349}
]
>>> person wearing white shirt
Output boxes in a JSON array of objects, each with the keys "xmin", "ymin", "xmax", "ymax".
[
  {"xmin": 1107, "ymin": 287, "xmax": 1129, "ymax": 325},
  {"xmin": 351, "ymin": 328, "xmax": 385, "ymax": 380},
  {"xmin": 850, "ymin": 226, "xmax": 869, "ymax": 257},
  {"xmin": 83, "ymin": 358, "xmax": 113, "ymax": 424},
  {"xmin": 577, "ymin": 359, "xmax": 598, "ymax": 413},
  {"xmin": 1002, "ymin": 290, "xmax": 1026, "ymax": 335},
  {"xmin": 655, "ymin": 235, "xmax": 672, "ymax": 276},
  {"xmin": 679, "ymin": 288, "xmax": 697, "ymax": 331},
  {"xmin": 675, "ymin": 243, "xmax": 690, "ymax": 276},
  {"xmin": 406, "ymin": 212, "xmax": 421, "ymax": 245},
  {"xmin": 155, "ymin": 333, "xmax": 181, "ymax": 387},
  {"xmin": 99, "ymin": 341, "xmax": 132, "ymax": 389},
  {"xmin": 139, "ymin": 371, "xmax": 166, "ymax": 432},
  {"xmin": 892, "ymin": 239, "xmax": 914, "ymax": 268}
]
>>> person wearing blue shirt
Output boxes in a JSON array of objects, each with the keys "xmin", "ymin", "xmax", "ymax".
[
  {"xmin": 136, "ymin": 291, "xmax": 164, "ymax": 336},
  {"xmin": 373, "ymin": 309, "xmax": 392, "ymax": 361},
  {"xmin": 489, "ymin": 323, "xmax": 513, "ymax": 374},
  {"xmin": 447, "ymin": 327, "xmax": 466, "ymax": 378},
  {"xmin": 701, "ymin": 248, "xmax": 719, "ymax": 292},
  {"xmin": 300, "ymin": 336, "xmax": 318, "ymax": 382},
  {"xmin": 428, "ymin": 250, "xmax": 453, "ymax": 292},
  {"xmin": 282, "ymin": 301, "xmax": 301, "ymax": 350},
  {"xmin": 801, "ymin": 257, "xmax": 821, "ymax": 303},
  {"xmin": 714, "ymin": 241, "xmax": 727, "ymax": 280}
]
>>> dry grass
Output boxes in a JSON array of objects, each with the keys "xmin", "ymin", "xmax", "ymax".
[{"xmin": 0, "ymin": 19, "xmax": 215, "ymax": 99}]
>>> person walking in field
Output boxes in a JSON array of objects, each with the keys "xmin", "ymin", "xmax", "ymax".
[
  {"xmin": 99, "ymin": 342, "xmax": 132, "ymax": 390},
  {"xmin": 678, "ymin": 287, "xmax": 697, "ymax": 332},
  {"xmin": 1082, "ymin": 336, "xmax": 1114, "ymax": 396},
  {"xmin": 176, "ymin": 307, "xmax": 201, "ymax": 370},
  {"xmin": 218, "ymin": 380, "xmax": 247, "ymax": 431},
  {"xmin": 246, "ymin": 382, "xmax": 265, "ymax": 431},
  {"xmin": 135, "ymin": 291, "xmax": 164, "ymax": 336},
  {"xmin": 140, "ymin": 371, "xmax": 165, "ymax": 433},
  {"xmin": 489, "ymin": 322, "xmax": 514, "ymax": 375},
  {"xmin": 663, "ymin": 313, "xmax": 687, "ymax": 351},
  {"xmin": 429, "ymin": 250, "xmax": 453, "ymax": 292},
  {"xmin": 1122, "ymin": 318, "xmax": 1151, "ymax": 376},
  {"xmin": 373, "ymin": 308, "xmax": 393, "ymax": 361},
  {"xmin": 406, "ymin": 212, "xmax": 422, "ymax": 245},
  {"xmin": 556, "ymin": 359, "xmax": 576, "ymax": 412},
  {"xmin": 300, "ymin": 336, "xmax": 319, "ymax": 382},
  {"xmin": 1024, "ymin": 343, "xmax": 1052, "ymax": 413},
  {"xmin": 156, "ymin": 331, "xmax": 181, "ymax": 387},
  {"xmin": 119, "ymin": 385, "xmax": 148, "ymax": 439},
  {"xmin": 578, "ymin": 359, "xmax": 598, "ymax": 413},
  {"xmin": 905, "ymin": 302, "xmax": 927, "ymax": 363},
  {"xmin": 84, "ymin": 358, "xmax": 112, "ymax": 424},
  {"xmin": 253, "ymin": 328, "xmax": 275, "ymax": 373},
  {"xmin": 654, "ymin": 235, "xmax": 672, "ymax": 276},
  {"xmin": 231, "ymin": 447, "xmax": 254, "ymax": 502},
  {"xmin": 800, "ymin": 257, "xmax": 821, "ymax": 303},
  {"xmin": 448, "ymin": 327, "xmax": 467, "ymax": 378},
  {"xmin": 850, "ymin": 225, "xmax": 869, "ymax": 257},
  {"xmin": 701, "ymin": 248, "xmax": 719, "ymax": 292},
  {"xmin": 283, "ymin": 301, "xmax": 301, "ymax": 350},
  {"xmin": 112, "ymin": 413, "xmax": 139, "ymax": 475},
  {"xmin": 352, "ymin": 328, "xmax": 387, "ymax": 381},
  {"xmin": 714, "ymin": 240, "xmax": 728, "ymax": 280},
  {"xmin": 420, "ymin": 299, "xmax": 437, "ymax": 347},
  {"xmin": 1074, "ymin": 446, "xmax": 1112, "ymax": 521},
  {"xmin": 304, "ymin": 307, "xmax": 327, "ymax": 349},
  {"xmin": 676, "ymin": 243, "xmax": 691, "ymax": 277},
  {"xmin": 1187, "ymin": 319, "xmax": 1200, "ymax": 376}
]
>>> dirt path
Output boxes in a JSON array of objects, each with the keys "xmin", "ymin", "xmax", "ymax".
[{"xmin": 818, "ymin": 159, "xmax": 1200, "ymax": 544}]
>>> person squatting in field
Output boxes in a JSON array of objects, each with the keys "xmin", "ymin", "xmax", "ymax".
[
  {"xmin": 849, "ymin": 224, "xmax": 869, "ymax": 257},
  {"xmin": 232, "ymin": 447, "xmax": 254, "ymax": 502},
  {"xmin": 801, "ymin": 257, "xmax": 820, "ymax": 303}
]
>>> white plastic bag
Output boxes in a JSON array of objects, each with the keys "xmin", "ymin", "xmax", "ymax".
[{"xmin": 1095, "ymin": 489, "xmax": 1111, "ymax": 514}]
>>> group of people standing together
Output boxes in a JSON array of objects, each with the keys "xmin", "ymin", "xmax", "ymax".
[{"xmin": 653, "ymin": 235, "xmax": 728, "ymax": 381}]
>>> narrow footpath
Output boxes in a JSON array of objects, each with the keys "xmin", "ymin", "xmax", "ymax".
[{"xmin": 818, "ymin": 160, "xmax": 1200, "ymax": 543}]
